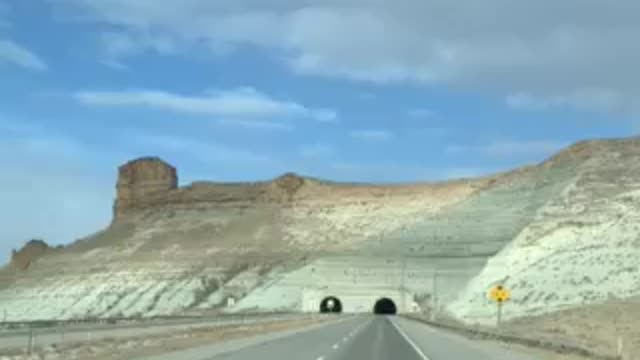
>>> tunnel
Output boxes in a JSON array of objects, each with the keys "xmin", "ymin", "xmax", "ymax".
[
  {"xmin": 319, "ymin": 296, "xmax": 343, "ymax": 313},
  {"xmin": 373, "ymin": 297, "xmax": 397, "ymax": 315}
]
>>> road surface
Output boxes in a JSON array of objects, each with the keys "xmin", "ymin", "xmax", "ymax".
[{"xmin": 141, "ymin": 315, "xmax": 540, "ymax": 360}]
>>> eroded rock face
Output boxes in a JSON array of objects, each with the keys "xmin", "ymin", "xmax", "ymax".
[
  {"xmin": 11, "ymin": 239, "xmax": 50, "ymax": 271},
  {"xmin": 268, "ymin": 172, "xmax": 306, "ymax": 202},
  {"xmin": 113, "ymin": 157, "xmax": 178, "ymax": 219},
  {"xmin": 112, "ymin": 161, "xmax": 318, "ymax": 220}
]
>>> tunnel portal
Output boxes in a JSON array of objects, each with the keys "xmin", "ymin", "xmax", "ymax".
[
  {"xmin": 373, "ymin": 297, "xmax": 397, "ymax": 315},
  {"xmin": 319, "ymin": 296, "xmax": 343, "ymax": 313}
]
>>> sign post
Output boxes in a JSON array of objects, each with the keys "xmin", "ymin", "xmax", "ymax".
[
  {"xmin": 488, "ymin": 285, "xmax": 510, "ymax": 328},
  {"xmin": 27, "ymin": 324, "xmax": 33, "ymax": 355}
]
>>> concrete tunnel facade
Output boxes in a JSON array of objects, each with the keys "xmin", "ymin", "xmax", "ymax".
[
  {"xmin": 254, "ymin": 255, "xmax": 481, "ymax": 315},
  {"xmin": 303, "ymin": 288, "xmax": 418, "ymax": 314}
]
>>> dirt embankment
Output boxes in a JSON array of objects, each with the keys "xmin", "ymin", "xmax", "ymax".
[{"xmin": 503, "ymin": 298, "xmax": 640, "ymax": 360}]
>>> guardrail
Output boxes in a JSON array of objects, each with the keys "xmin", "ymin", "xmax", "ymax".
[
  {"xmin": 0, "ymin": 311, "xmax": 306, "ymax": 330},
  {"xmin": 402, "ymin": 314, "xmax": 625, "ymax": 360}
]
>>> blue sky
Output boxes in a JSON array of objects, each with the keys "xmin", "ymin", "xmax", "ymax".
[{"xmin": 1, "ymin": 0, "xmax": 638, "ymax": 261}]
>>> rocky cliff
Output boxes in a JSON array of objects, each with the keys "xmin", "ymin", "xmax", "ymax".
[
  {"xmin": 1, "ymin": 137, "xmax": 639, "ymax": 322},
  {"xmin": 9, "ymin": 239, "xmax": 52, "ymax": 271},
  {"xmin": 113, "ymin": 157, "xmax": 178, "ymax": 219}
]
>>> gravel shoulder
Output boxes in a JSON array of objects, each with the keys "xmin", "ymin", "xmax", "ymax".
[
  {"xmin": 502, "ymin": 298, "xmax": 640, "ymax": 360},
  {"xmin": 409, "ymin": 298, "xmax": 640, "ymax": 360}
]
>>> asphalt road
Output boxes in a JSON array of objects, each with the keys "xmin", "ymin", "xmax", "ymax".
[{"xmin": 155, "ymin": 315, "xmax": 539, "ymax": 360}]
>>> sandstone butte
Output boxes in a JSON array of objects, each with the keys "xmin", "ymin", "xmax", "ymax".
[{"xmin": 0, "ymin": 137, "xmax": 639, "ymax": 325}]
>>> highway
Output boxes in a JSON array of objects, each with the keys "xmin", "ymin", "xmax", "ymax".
[{"xmin": 141, "ymin": 315, "xmax": 539, "ymax": 360}]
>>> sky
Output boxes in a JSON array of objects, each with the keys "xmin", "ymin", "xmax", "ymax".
[{"xmin": 1, "ymin": 0, "xmax": 639, "ymax": 262}]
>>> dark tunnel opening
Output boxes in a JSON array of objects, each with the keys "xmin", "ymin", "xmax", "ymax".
[
  {"xmin": 373, "ymin": 297, "xmax": 397, "ymax": 315},
  {"xmin": 319, "ymin": 296, "xmax": 343, "ymax": 313}
]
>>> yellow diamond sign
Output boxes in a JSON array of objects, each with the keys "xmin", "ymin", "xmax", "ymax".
[{"xmin": 488, "ymin": 285, "xmax": 510, "ymax": 303}]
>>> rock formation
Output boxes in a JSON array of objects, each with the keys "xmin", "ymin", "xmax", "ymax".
[
  {"xmin": 269, "ymin": 172, "xmax": 306, "ymax": 203},
  {"xmin": 113, "ymin": 157, "xmax": 178, "ymax": 219},
  {"xmin": 10, "ymin": 239, "xmax": 51, "ymax": 271}
]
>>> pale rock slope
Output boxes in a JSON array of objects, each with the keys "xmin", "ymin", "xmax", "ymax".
[{"xmin": 447, "ymin": 139, "xmax": 640, "ymax": 324}]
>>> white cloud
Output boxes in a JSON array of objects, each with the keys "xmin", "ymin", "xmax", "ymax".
[
  {"xmin": 0, "ymin": 40, "xmax": 47, "ymax": 71},
  {"xmin": 349, "ymin": 129, "xmax": 394, "ymax": 141},
  {"xmin": 407, "ymin": 108, "xmax": 435, "ymax": 118},
  {"xmin": 98, "ymin": 31, "xmax": 179, "ymax": 68},
  {"xmin": 216, "ymin": 118, "xmax": 294, "ymax": 131},
  {"xmin": 99, "ymin": 31, "xmax": 138, "ymax": 58},
  {"xmin": 51, "ymin": 0, "xmax": 640, "ymax": 115},
  {"xmin": 74, "ymin": 87, "xmax": 338, "ymax": 123},
  {"xmin": 100, "ymin": 31, "xmax": 177, "ymax": 58}
]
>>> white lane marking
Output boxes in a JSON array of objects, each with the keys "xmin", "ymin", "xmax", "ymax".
[
  {"xmin": 389, "ymin": 318, "xmax": 431, "ymax": 360},
  {"xmin": 329, "ymin": 315, "xmax": 371, "ymax": 353},
  {"xmin": 344, "ymin": 317, "xmax": 368, "ymax": 340},
  {"xmin": 317, "ymin": 357, "xmax": 324, "ymax": 360}
]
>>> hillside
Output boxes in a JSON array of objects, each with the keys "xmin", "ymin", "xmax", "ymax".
[
  {"xmin": 447, "ymin": 138, "xmax": 640, "ymax": 323},
  {"xmin": 1, "ymin": 137, "xmax": 639, "ymax": 322}
]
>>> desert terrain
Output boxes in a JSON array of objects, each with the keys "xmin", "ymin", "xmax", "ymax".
[{"xmin": 1, "ymin": 137, "xmax": 639, "ymax": 357}]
